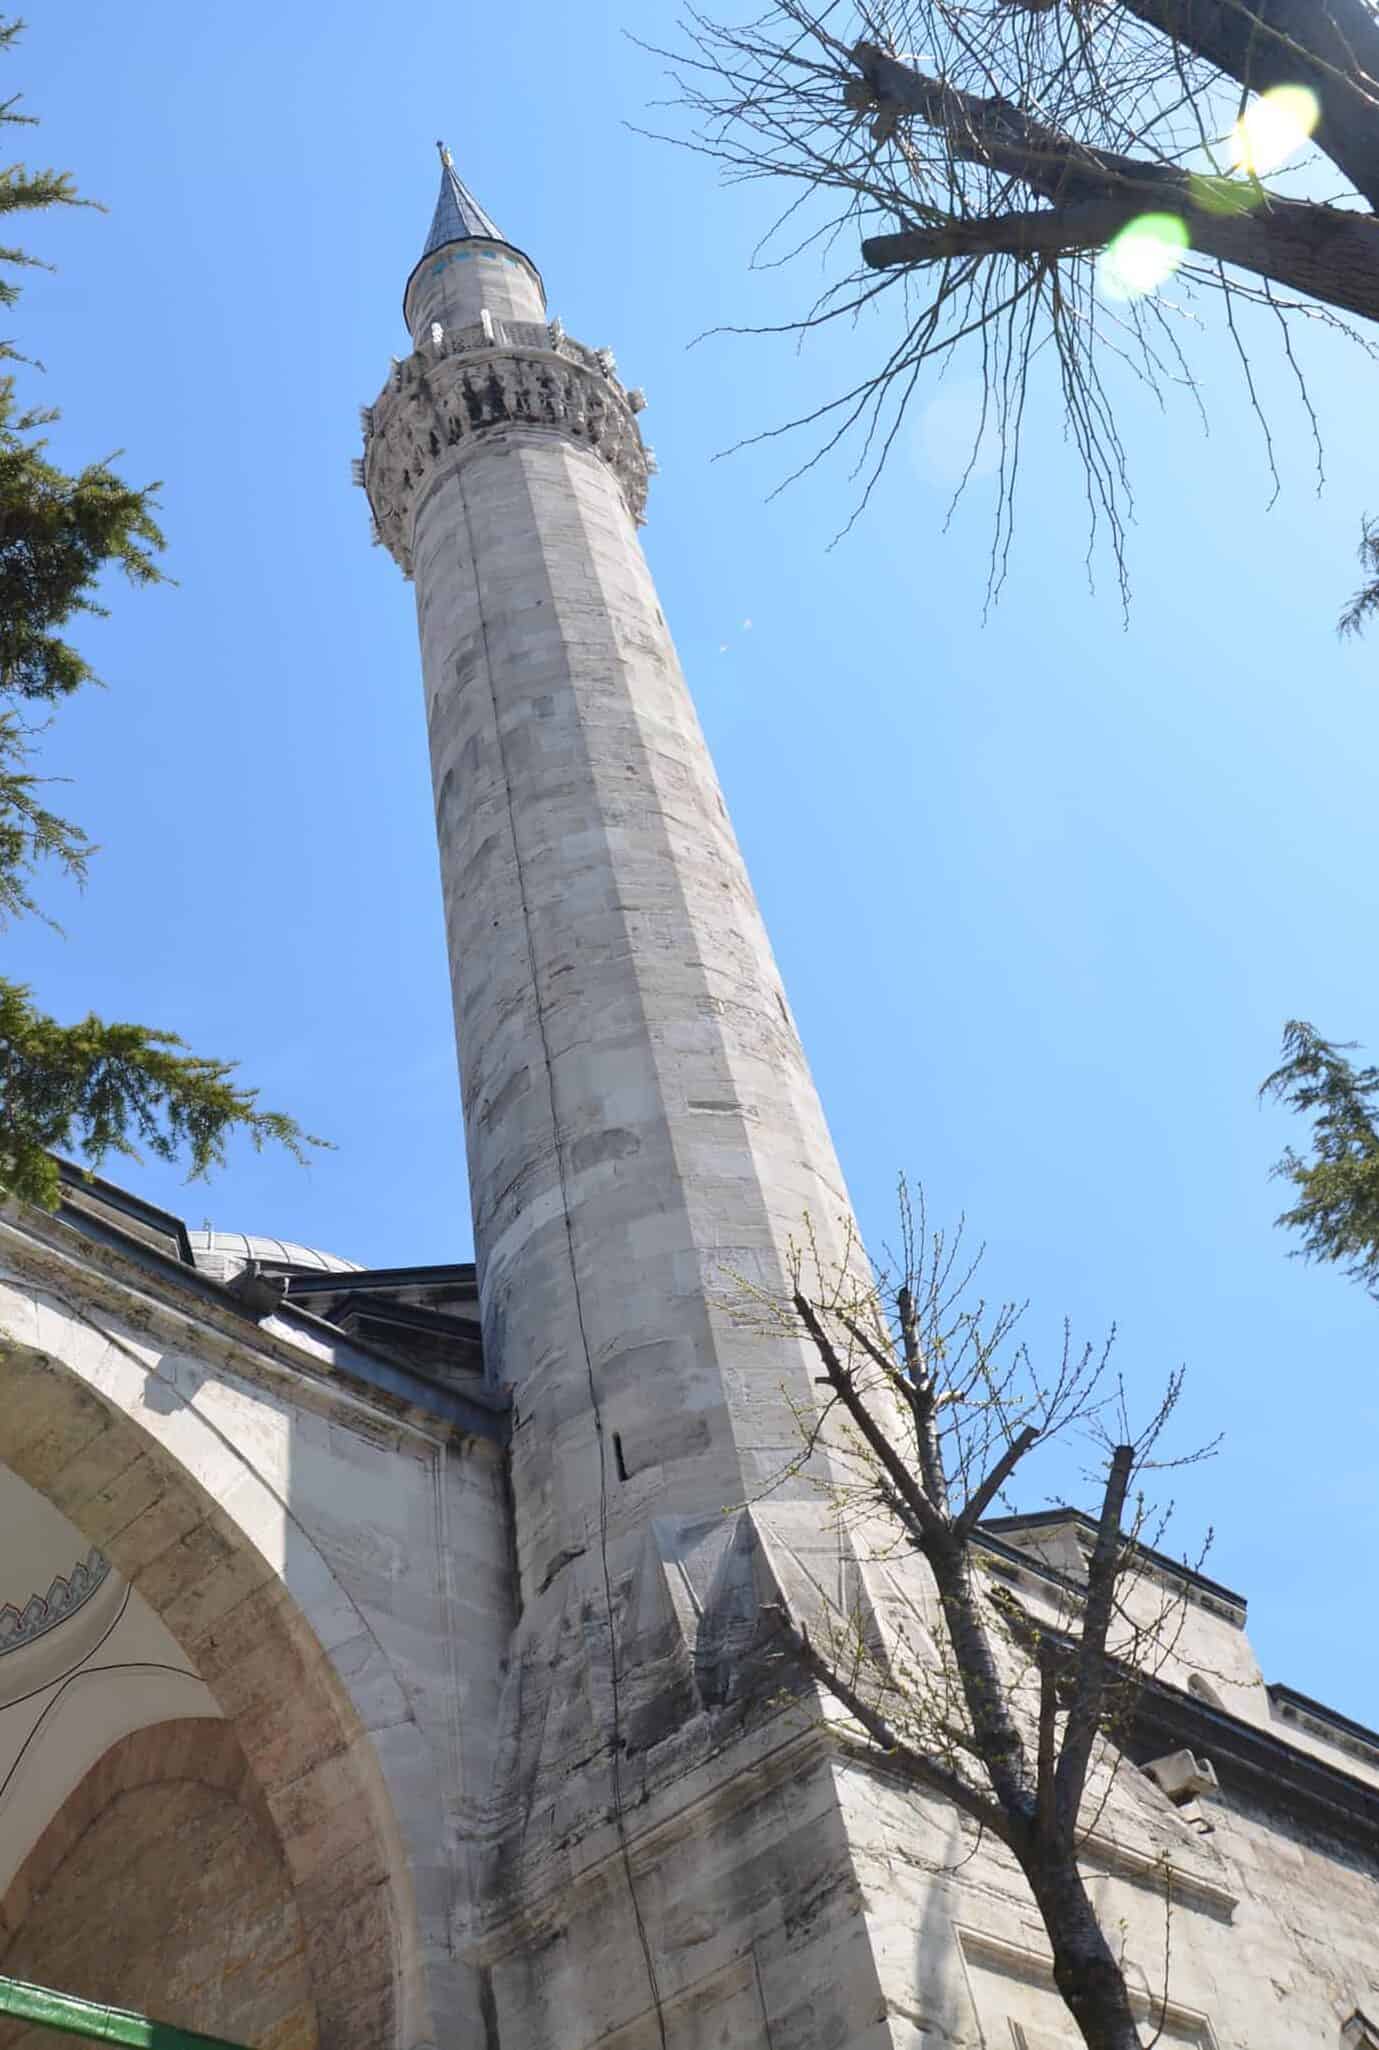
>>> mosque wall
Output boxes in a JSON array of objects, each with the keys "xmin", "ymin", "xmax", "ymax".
[
  {"xmin": 474, "ymin": 1660, "xmax": 1379, "ymax": 2050},
  {"xmin": 0, "ymin": 1198, "xmax": 513, "ymax": 2050},
  {"xmin": 0, "ymin": 1720, "xmax": 316, "ymax": 2050},
  {"xmin": 832, "ymin": 1737, "xmax": 1379, "ymax": 2050},
  {"xmin": 0, "ymin": 153, "xmax": 1371, "ymax": 2050}
]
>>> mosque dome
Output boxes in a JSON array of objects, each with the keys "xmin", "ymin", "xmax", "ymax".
[{"xmin": 187, "ymin": 1229, "xmax": 362, "ymax": 1283}]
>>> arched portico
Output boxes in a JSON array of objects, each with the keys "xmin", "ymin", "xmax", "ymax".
[
  {"xmin": 0, "ymin": 1718, "xmax": 317, "ymax": 2050},
  {"xmin": 0, "ymin": 1181, "xmax": 514, "ymax": 2050},
  {"xmin": 0, "ymin": 1319, "xmax": 421, "ymax": 2050}
]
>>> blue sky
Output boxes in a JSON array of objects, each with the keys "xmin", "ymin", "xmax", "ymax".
[{"xmin": 11, "ymin": 5, "xmax": 1378, "ymax": 1719}]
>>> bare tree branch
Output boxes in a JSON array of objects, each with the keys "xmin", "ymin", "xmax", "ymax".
[
  {"xmin": 772, "ymin": 1605, "xmax": 1012, "ymax": 1837},
  {"xmin": 956, "ymin": 1421, "xmax": 1041, "ymax": 1533},
  {"xmin": 855, "ymin": 41, "xmax": 1379, "ymax": 324},
  {"xmin": 1110, "ymin": 0, "xmax": 1379, "ymax": 205},
  {"xmin": 750, "ymin": 1186, "xmax": 1213, "ymax": 2050},
  {"xmin": 794, "ymin": 1288, "xmax": 948, "ymax": 1545},
  {"xmin": 1054, "ymin": 1441, "xmax": 1135, "ymax": 1837},
  {"xmin": 651, "ymin": 0, "xmax": 1379, "ymax": 604}
]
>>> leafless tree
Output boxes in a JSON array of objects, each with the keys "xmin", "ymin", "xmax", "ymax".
[
  {"xmin": 742, "ymin": 1188, "xmax": 1216, "ymax": 2050},
  {"xmin": 649, "ymin": 0, "xmax": 1379, "ymax": 605}
]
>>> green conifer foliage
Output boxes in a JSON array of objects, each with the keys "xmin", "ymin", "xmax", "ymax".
[
  {"xmin": 1338, "ymin": 517, "xmax": 1379, "ymax": 640},
  {"xmin": 0, "ymin": 18, "xmax": 317, "ymax": 1208},
  {"xmin": 1261, "ymin": 1022, "xmax": 1379, "ymax": 1300}
]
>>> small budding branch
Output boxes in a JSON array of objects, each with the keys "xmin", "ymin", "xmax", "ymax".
[{"xmin": 759, "ymin": 1196, "xmax": 1207, "ymax": 2050}]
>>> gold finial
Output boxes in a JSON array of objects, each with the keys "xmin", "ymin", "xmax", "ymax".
[{"xmin": 437, "ymin": 139, "xmax": 454, "ymax": 168}]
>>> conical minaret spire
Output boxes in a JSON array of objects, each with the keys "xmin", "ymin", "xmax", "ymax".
[
  {"xmin": 400, "ymin": 143, "xmax": 544, "ymax": 342},
  {"xmin": 420, "ymin": 140, "xmax": 504, "ymax": 257}
]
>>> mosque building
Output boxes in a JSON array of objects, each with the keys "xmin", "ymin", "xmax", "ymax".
[{"xmin": 0, "ymin": 146, "xmax": 1375, "ymax": 2050}]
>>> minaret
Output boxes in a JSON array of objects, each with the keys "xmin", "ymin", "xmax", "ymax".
[
  {"xmin": 364, "ymin": 145, "xmax": 862, "ymax": 1595},
  {"xmin": 363, "ymin": 150, "xmax": 897, "ymax": 2049}
]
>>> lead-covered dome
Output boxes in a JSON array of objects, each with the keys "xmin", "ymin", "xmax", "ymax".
[{"xmin": 187, "ymin": 1229, "xmax": 361, "ymax": 1283}]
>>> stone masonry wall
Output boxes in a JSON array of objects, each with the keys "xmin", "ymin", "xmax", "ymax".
[
  {"xmin": 392, "ymin": 412, "xmax": 865, "ymax": 1608},
  {"xmin": 0, "ymin": 1205, "xmax": 515, "ymax": 2050},
  {"xmin": 833, "ymin": 1749, "xmax": 1379, "ymax": 2048},
  {"xmin": 405, "ymin": 241, "xmax": 546, "ymax": 343},
  {"xmin": 0, "ymin": 1720, "xmax": 315, "ymax": 2050}
]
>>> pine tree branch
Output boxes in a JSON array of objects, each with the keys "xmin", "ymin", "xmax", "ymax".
[
  {"xmin": 1260, "ymin": 1020, "xmax": 1379, "ymax": 1292},
  {"xmin": 0, "ymin": 712, "xmax": 90, "ymax": 925},
  {"xmin": 1339, "ymin": 515, "xmax": 1379, "ymax": 636},
  {"xmin": 0, "ymin": 981, "xmax": 324, "ymax": 1209}
]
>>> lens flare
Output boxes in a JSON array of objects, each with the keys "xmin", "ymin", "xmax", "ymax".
[
  {"xmin": 1187, "ymin": 171, "xmax": 1265, "ymax": 216},
  {"xmin": 1230, "ymin": 84, "xmax": 1321, "ymax": 177},
  {"xmin": 1097, "ymin": 214, "xmax": 1190, "ymax": 303},
  {"xmin": 918, "ymin": 379, "xmax": 1001, "ymax": 483}
]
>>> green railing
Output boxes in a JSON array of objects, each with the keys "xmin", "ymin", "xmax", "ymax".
[{"xmin": 0, "ymin": 1974, "xmax": 250, "ymax": 2050}]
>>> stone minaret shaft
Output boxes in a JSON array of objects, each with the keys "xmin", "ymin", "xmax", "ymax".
[{"xmin": 364, "ymin": 149, "xmax": 860, "ymax": 1608}]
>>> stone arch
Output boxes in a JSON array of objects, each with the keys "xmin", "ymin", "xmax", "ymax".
[
  {"xmin": 0, "ymin": 1335, "xmax": 425, "ymax": 2050},
  {"xmin": 0, "ymin": 1718, "xmax": 316, "ymax": 2050}
]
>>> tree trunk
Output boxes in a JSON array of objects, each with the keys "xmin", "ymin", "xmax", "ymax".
[
  {"xmin": 1115, "ymin": 0, "xmax": 1379, "ymax": 211},
  {"xmin": 929, "ymin": 1541, "xmax": 1039, "ymax": 1823},
  {"xmin": 1025, "ymin": 1852, "xmax": 1146, "ymax": 2050},
  {"xmin": 863, "ymin": 200, "xmax": 1379, "ymax": 329},
  {"xmin": 854, "ymin": 44, "xmax": 1379, "ymax": 330}
]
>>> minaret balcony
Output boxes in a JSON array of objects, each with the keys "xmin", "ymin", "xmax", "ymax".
[{"xmin": 362, "ymin": 319, "xmax": 652, "ymax": 571}]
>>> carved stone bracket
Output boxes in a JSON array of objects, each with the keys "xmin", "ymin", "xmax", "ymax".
[{"xmin": 363, "ymin": 322, "xmax": 651, "ymax": 572}]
